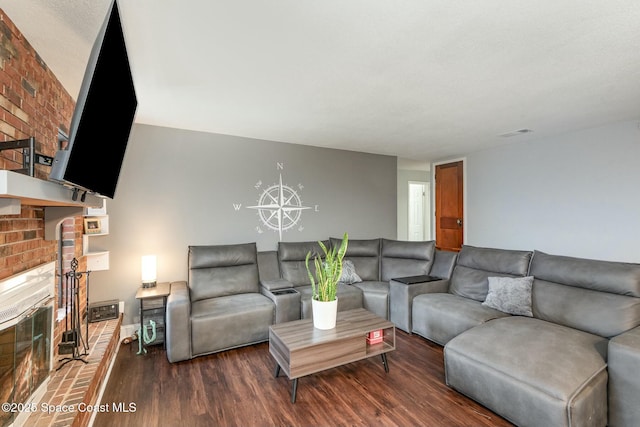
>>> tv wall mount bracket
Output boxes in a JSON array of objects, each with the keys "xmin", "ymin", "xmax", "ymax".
[{"xmin": 0, "ymin": 136, "xmax": 54, "ymax": 177}]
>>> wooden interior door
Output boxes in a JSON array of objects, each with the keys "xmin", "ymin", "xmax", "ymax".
[{"xmin": 435, "ymin": 161, "xmax": 463, "ymax": 251}]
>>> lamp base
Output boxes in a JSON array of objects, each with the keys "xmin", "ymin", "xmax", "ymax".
[{"xmin": 142, "ymin": 281, "xmax": 157, "ymax": 289}]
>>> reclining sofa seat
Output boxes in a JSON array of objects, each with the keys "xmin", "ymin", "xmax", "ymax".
[
  {"xmin": 412, "ymin": 245, "xmax": 533, "ymax": 344},
  {"xmin": 444, "ymin": 250, "xmax": 640, "ymax": 427},
  {"xmin": 165, "ymin": 243, "xmax": 275, "ymax": 363},
  {"xmin": 329, "ymin": 237, "xmax": 438, "ymax": 319}
]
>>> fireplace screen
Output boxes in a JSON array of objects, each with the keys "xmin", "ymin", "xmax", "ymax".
[{"xmin": 0, "ymin": 305, "xmax": 52, "ymax": 427}]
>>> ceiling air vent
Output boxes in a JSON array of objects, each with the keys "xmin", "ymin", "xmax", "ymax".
[{"xmin": 499, "ymin": 129, "xmax": 534, "ymax": 138}]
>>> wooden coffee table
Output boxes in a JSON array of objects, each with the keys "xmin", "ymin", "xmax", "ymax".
[{"xmin": 269, "ymin": 308, "xmax": 396, "ymax": 402}]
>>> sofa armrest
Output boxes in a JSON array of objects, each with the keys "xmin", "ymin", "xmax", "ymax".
[
  {"xmin": 260, "ymin": 278, "xmax": 295, "ymax": 291},
  {"xmin": 390, "ymin": 278, "xmax": 450, "ymax": 333},
  {"xmin": 166, "ymin": 281, "xmax": 191, "ymax": 363},
  {"xmin": 260, "ymin": 283, "xmax": 301, "ymax": 324},
  {"xmin": 609, "ymin": 325, "xmax": 640, "ymax": 426}
]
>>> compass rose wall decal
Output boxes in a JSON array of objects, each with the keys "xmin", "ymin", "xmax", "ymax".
[{"xmin": 233, "ymin": 162, "xmax": 319, "ymax": 240}]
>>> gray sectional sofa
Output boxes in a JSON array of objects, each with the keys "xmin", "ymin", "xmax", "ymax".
[
  {"xmin": 165, "ymin": 239, "xmax": 640, "ymax": 427},
  {"xmin": 264, "ymin": 238, "xmax": 443, "ymax": 320},
  {"xmin": 166, "ymin": 237, "xmax": 454, "ymax": 363},
  {"xmin": 411, "ymin": 245, "xmax": 640, "ymax": 427}
]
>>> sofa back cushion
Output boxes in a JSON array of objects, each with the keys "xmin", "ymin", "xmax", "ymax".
[
  {"xmin": 380, "ymin": 239, "xmax": 435, "ymax": 281},
  {"xmin": 188, "ymin": 243, "xmax": 260, "ymax": 303},
  {"xmin": 278, "ymin": 241, "xmax": 328, "ymax": 286},
  {"xmin": 430, "ymin": 249, "xmax": 459, "ymax": 279},
  {"xmin": 530, "ymin": 251, "xmax": 640, "ymax": 337},
  {"xmin": 257, "ymin": 251, "xmax": 280, "ymax": 281},
  {"xmin": 449, "ymin": 245, "xmax": 533, "ymax": 302},
  {"xmin": 331, "ymin": 237, "xmax": 381, "ymax": 281}
]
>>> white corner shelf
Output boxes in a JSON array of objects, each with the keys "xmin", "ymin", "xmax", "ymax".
[
  {"xmin": 86, "ymin": 198, "xmax": 107, "ymax": 216},
  {"xmin": 84, "ymin": 250, "xmax": 110, "ymax": 271},
  {"xmin": 83, "ymin": 200, "xmax": 110, "ymax": 271}
]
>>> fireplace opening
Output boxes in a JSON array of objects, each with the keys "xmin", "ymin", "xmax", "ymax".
[
  {"xmin": 0, "ymin": 306, "xmax": 52, "ymax": 427},
  {"xmin": 0, "ymin": 262, "xmax": 55, "ymax": 427}
]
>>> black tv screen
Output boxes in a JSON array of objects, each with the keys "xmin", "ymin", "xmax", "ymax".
[{"xmin": 49, "ymin": 0, "xmax": 137, "ymax": 199}]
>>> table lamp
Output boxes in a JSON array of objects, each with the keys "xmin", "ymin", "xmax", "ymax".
[{"xmin": 141, "ymin": 255, "xmax": 157, "ymax": 288}]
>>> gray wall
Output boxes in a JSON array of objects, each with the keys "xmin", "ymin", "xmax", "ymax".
[
  {"xmin": 89, "ymin": 124, "xmax": 397, "ymax": 324},
  {"xmin": 463, "ymin": 120, "xmax": 640, "ymax": 262}
]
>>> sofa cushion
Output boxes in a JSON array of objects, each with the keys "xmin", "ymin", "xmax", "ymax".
[
  {"xmin": 332, "ymin": 237, "xmax": 381, "ymax": 281},
  {"xmin": 534, "ymin": 280, "xmax": 640, "ymax": 338},
  {"xmin": 449, "ymin": 245, "xmax": 533, "ymax": 302},
  {"xmin": 530, "ymin": 250, "xmax": 640, "ymax": 297},
  {"xmin": 445, "ymin": 317, "xmax": 608, "ymax": 427},
  {"xmin": 482, "ymin": 276, "xmax": 533, "ymax": 317},
  {"xmin": 339, "ymin": 260, "xmax": 362, "ymax": 285},
  {"xmin": 188, "ymin": 243, "xmax": 260, "ymax": 302},
  {"xmin": 352, "ymin": 280, "xmax": 389, "ymax": 319},
  {"xmin": 380, "ymin": 239, "xmax": 435, "ymax": 281},
  {"xmin": 412, "ymin": 293, "xmax": 510, "ymax": 345},
  {"xmin": 278, "ymin": 241, "xmax": 328, "ymax": 286},
  {"xmin": 257, "ymin": 250, "xmax": 280, "ymax": 281},
  {"xmin": 190, "ymin": 293, "xmax": 274, "ymax": 356},
  {"xmin": 430, "ymin": 249, "xmax": 458, "ymax": 279},
  {"xmin": 530, "ymin": 251, "xmax": 640, "ymax": 337}
]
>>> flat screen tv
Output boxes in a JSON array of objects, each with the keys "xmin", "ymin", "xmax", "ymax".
[{"xmin": 49, "ymin": 0, "xmax": 137, "ymax": 199}]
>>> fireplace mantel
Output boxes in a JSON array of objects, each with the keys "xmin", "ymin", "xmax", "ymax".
[
  {"xmin": 0, "ymin": 170, "xmax": 104, "ymax": 240},
  {"xmin": 0, "ymin": 170, "xmax": 103, "ymax": 210}
]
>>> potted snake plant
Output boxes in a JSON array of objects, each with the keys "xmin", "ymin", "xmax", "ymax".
[{"xmin": 305, "ymin": 232, "xmax": 349, "ymax": 329}]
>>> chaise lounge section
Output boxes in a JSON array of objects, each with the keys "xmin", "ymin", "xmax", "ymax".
[{"xmin": 411, "ymin": 246, "xmax": 640, "ymax": 427}]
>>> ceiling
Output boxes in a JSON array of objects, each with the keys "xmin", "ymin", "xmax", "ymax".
[{"xmin": 2, "ymin": 0, "xmax": 639, "ymax": 162}]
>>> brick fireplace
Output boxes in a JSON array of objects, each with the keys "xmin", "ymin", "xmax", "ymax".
[
  {"xmin": 0, "ymin": 7, "xmax": 83, "ymax": 352},
  {"xmin": 0, "ymin": 9, "xmax": 116, "ymax": 427}
]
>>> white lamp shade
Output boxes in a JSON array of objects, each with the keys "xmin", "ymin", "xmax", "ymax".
[{"xmin": 141, "ymin": 255, "xmax": 157, "ymax": 284}]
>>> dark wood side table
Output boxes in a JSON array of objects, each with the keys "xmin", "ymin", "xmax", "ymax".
[{"xmin": 135, "ymin": 282, "xmax": 171, "ymax": 352}]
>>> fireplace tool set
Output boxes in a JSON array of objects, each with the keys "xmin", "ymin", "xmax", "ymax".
[{"xmin": 58, "ymin": 257, "xmax": 91, "ymax": 370}]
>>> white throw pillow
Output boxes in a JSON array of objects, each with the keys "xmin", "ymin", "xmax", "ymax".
[
  {"xmin": 339, "ymin": 260, "xmax": 362, "ymax": 285},
  {"xmin": 482, "ymin": 276, "xmax": 534, "ymax": 317}
]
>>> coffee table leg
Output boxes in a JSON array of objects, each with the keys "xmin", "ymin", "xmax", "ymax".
[
  {"xmin": 381, "ymin": 353, "xmax": 389, "ymax": 373},
  {"xmin": 291, "ymin": 378, "xmax": 298, "ymax": 403},
  {"xmin": 274, "ymin": 363, "xmax": 281, "ymax": 378}
]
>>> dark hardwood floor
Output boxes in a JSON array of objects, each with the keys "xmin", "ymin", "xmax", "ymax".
[{"xmin": 94, "ymin": 330, "xmax": 512, "ymax": 427}]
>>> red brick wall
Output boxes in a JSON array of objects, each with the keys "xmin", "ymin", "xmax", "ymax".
[
  {"xmin": 0, "ymin": 10, "xmax": 87, "ymax": 360},
  {"xmin": 0, "ymin": 10, "xmax": 75, "ymax": 177}
]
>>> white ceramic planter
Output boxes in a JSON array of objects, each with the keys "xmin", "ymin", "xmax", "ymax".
[{"xmin": 312, "ymin": 298, "xmax": 338, "ymax": 330}]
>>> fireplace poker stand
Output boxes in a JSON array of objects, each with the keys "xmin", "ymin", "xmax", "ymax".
[{"xmin": 57, "ymin": 258, "xmax": 92, "ymax": 370}]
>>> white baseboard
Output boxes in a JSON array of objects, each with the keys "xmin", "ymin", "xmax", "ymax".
[{"xmin": 120, "ymin": 323, "xmax": 140, "ymax": 339}]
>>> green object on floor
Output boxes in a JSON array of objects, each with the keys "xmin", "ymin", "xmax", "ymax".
[{"xmin": 137, "ymin": 319, "xmax": 157, "ymax": 355}]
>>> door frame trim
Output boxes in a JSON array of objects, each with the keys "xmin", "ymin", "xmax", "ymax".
[{"xmin": 431, "ymin": 157, "xmax": 467, "ymax": 246}]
